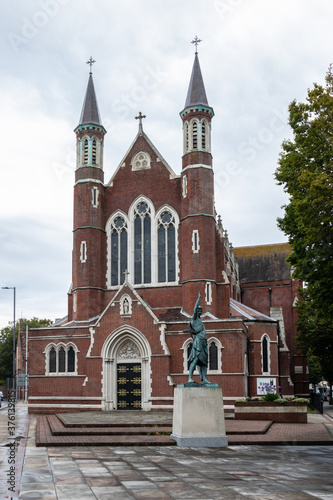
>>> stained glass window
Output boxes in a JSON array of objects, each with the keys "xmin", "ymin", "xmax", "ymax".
[
  {"xmin": 111, "ymin": 216, "xmax": 128, "ymax": 286},
  {"xmin": 158, "ymin": 211, "xmax": 176, "ymax": 283}
]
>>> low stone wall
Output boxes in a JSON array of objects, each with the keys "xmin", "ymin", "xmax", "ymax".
[{"xmin": 234, "ymin": 401, "xmax": 307, "ymax": 423}]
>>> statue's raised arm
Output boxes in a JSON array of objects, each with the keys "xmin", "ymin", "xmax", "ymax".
[{"xmin": 192, "ymin": 292, "xmax": 202, "ymax": 320}]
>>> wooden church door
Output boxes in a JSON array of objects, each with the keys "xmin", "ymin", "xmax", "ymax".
[{"xmin": 117, "ymin": 363, "xmax": 142, "ymax": 410}]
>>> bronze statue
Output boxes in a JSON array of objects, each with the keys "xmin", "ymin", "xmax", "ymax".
[{"xmin": 186, "ymin": 292, "xmax": 210, "ymax": 384}]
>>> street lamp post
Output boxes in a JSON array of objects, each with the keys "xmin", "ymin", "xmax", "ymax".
[{"xmin": 2, "ymin": 286, "xmax": 16, "ymax": 393}]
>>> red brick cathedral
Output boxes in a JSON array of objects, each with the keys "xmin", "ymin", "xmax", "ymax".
[{"xmin": 28, "ymin": 52, "xmax": 308, "ymax": 413}]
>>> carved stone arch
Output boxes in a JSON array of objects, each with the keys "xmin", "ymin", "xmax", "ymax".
[
  {"xmin": 131, "ymin": 151, "xmax": 151, "ymax": 170},
  {"xmin": 101, "ymin": 326, "xmax": 152, "ymax": 411}
]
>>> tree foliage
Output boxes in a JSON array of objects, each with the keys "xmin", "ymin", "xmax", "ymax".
[
  {"xmin": 275, "ymin": 67, "xmax": 333, "ymax": 401},
  {"xmin": 0, "ymin": 317, "xmax": 51, "ymax": 381}
]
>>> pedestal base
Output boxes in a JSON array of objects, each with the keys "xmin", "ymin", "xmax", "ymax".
[{"xmin": 171, "ymin": 386, "xmax": 228, "ymax": 448}]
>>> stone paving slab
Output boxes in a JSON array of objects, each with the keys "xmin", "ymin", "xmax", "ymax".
[{"xmin": 18, "ymin": 444, "xmax": 333, "ymax": 499}]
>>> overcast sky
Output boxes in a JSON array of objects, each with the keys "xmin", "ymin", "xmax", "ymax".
[{"xmin": 0, "ymin": 0, "xmax": 332, "ymax": 327}]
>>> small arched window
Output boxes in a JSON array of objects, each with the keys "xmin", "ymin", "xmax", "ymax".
[
  {"xmin": 49, "ymin": 347, "xmax": 56, "ymax": 373},
  {"xmin": 84, "ymin": 139, "xmax": 89, "ymax": 165},
  {"xmin": 262, "ymin": 336, "xmax": 269, "ymax": 373},
  {"xmin": 58, "ymin": 347, "xmax": 65, "ymax": 372},
  {"xmin": 209, "ymin": 342, "xmax": 218, "ymax": 371},
  {"xmin": 192, "ymin": 121, "xmax": 198, "ymax": 149},
  {"xmin": 92, "ymin": 139, "xmax": 97, "ymax": 165},
  {"xmin": 202, "ymin": 120, "xmax": 206, "ymax": 150},
  {"xmin": 185, "ymin": 122, "xmax": 189, "ymax": 152},
  {"xmin": 46, "ymin": 344, "xmax": 78, "ymax": 375},
  {"xmin": 68, "ymin": 346, "xmax": 75, "ymax": 373}
]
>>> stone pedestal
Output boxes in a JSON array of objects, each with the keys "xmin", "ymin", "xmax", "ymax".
[{"xmin": 171, "ymin": 386, "xmax": 228, "ymax": 447}]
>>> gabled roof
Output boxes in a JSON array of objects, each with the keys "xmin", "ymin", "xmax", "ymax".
[
  {"xmin": 78, "ymin": 73, "xmax": 102, "ymax": 126},
  {"xmin": 230, "ymin": 298, "xmax": 276, "ymax": 322},
  {"xmin": 184, "ymin": 53, "xmax": 209, "ymax": 108},
  {"xmin": 96, "ymin": 278, "xmax": 160, "ymax": 325},
  {"xmin": 107, "ymin": 127, "xmax": 179, "ymax": 186}
]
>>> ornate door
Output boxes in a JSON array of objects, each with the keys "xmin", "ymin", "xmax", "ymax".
[{"xmin": 117, "ymin": 363, "xmax": 142, "ymax": 410}]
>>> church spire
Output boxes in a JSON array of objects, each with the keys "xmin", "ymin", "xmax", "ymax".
[
  {"xmin": 78, "ymin": 72, "xmax": 102, "ymax": 127},
  {"xmin": 184, "ymin": 52, "xmax": 209, "ymax": 109}
]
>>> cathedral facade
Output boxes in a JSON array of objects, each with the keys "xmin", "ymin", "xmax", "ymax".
[{"xmin": 28, "ymin": 52, "xmax": 307, "ymax": 414}]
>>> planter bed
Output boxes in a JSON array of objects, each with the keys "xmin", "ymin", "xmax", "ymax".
[{"xmin": 234, "ymin": 401, "xmax": 307, "ymax": 423}]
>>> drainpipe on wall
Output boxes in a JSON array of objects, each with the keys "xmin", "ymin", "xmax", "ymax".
[
  {"xmin": 247, "ymin": 337, "xmax": 251, "ymax": 398},
  {"xmin": 276, "ymin": 322, "xmax": 282, "ymax": 396}
]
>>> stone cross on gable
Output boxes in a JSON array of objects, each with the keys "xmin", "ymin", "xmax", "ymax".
[{"xmin": 135, "ymin": 112, "xmax": 146, "ymax": 132}]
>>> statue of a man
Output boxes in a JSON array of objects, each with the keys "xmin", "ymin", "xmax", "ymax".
[{"xmin": 187, "ymin": 292, "xmax": 209, "ymax": 384}]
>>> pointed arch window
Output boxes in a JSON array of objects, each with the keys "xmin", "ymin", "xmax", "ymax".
[
  {"xmin": 134, "ymin": 202, "xmax": 151, "ymax": 284},
  {"xmin": 262, "ymin": 336, "xmax": 270, "ymax": 374},
  {"xmin": 209, "ymin": 342, "xmax": 218, "ymax": 370},
  {"xmin": 192, "ymin": 120, "xmax": 198, "ymax": 149},
  {"xmin": 111, "ymin": 216, "xmax": 128, "ymax": 286},
  {"xmin": 185, "ymin": 122, "xmax": 189, "ymax": 152},
  {"xmin": 84, "ymin": 139, "xmax": 89, "ymax": 165},
  {"xmin": 49, "ymin": 347, "xmax": 56, "ymax": 373},
  {"xmin": 46, "ymin": 344, "xmax": 78, "ymax": 375},
  {"xmin": 202, "ymin": 120, "xmax": 207, "ymax": 150},
  {"xmin": 158, "ymin": 211, "xmax": 176, "ymax": 283},
  {"xmin": 92, "ymin": 139, "xmax": 97, "ymax": 165}
]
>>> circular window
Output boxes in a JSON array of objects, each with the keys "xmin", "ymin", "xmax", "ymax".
[
  {"xmin": 114, "ymin": 217, "xmax": 125, "ymax": 229},
  {"xmin": 137, "ymin": 202, "xmax": 148, "ymax": 214}
]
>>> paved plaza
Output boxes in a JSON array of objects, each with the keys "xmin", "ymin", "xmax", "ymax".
[{"xmin": 0, "ymin": 403, "xmax": 333, "ymax": 499}]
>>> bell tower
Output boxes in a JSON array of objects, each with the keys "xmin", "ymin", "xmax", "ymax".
[
  {"xmin": 70, "ymin": 57, "xmax": 107, "ymax": 321},
  {"xmin": 180, "ymin": 39, "xmax": 216, "ymax": 314}
]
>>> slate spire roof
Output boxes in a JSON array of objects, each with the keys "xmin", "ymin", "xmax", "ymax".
[
  {"xmin": 184, "ymin": 53, "xmax": 209, "ymax": 108},
  {"xmin": 78, "ymin": 73, "xmax": 102, "ymax": 126}
]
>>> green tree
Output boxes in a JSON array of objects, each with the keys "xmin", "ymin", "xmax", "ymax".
[
  {"xmin": 0, "ymin": 317, "xmax": 51, "ymax": 381},
  {"xmin": 275, "ymin": 66, "xmax": 333, "ymax": 403}
]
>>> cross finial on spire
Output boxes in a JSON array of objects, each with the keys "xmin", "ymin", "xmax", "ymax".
[
  {"xmin": 191, "ymin": 36, "xmax": 202, "ymax": 54},
  {"xmin": 86, "ymin": 56, "xmax": 96, "ymax": 74},
  {"xmin": 135, "ymin": 111, "xmax": 146, "ymax": 133}
]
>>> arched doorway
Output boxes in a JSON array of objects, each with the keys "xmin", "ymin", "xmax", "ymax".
[{"xmin": 101, "ymin": 326, "xmax": 152, "ymax": 411}]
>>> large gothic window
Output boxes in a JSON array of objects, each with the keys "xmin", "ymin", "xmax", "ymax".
[
  {"xmin": 158, "ymin": 211, "xmax": 176, "ymax": 283},
  {"xmin": 111, "ymin": 216, "xmax": 128, "ymax": 286},
  {"xmin": 134, "ymin": 202, "xmax": 151, "ymax": 284}
]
